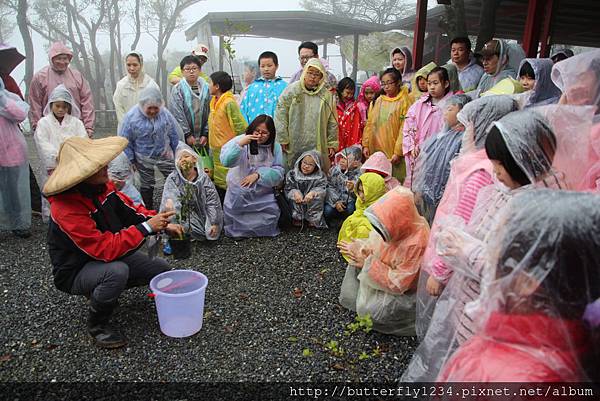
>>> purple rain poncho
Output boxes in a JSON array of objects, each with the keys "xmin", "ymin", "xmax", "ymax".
[{"xmin": 220, "ymin": 135, "xmax": 285, "ymax": 238}]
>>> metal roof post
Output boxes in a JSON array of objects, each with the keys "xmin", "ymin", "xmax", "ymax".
[
  {"xmin": 412, "ymin": 0, "xmax": 428, "ymax": 69},
  {"xmin": 522, "ymin": 0, "xmax": 545, "ymax": 57},
  {"xmin": 539, "ymin": 0, "xmax": 555, "ymax": 58}
]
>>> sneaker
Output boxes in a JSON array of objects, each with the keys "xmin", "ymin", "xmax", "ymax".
[
  {"xmin": 163, "ymin": 241, "xmax": 172, "ymax": 256},
  {"xmin": 88, "ymin": 323, "xmax": 128, "ymax": 349},
  {"xmin": 12, "ymin": 229, "xmax": 31, "ymax": 238}
]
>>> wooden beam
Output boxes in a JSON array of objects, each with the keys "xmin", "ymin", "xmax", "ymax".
[
  {"xmin": 352, "ymin": 33, "xmax": 359, "ymax": 82},
  {"xmin": 412, "ymin": 0, "xmax": 428, "ymax": 69},
  {"xmin": 522, "ymin": 0, "xmax": 545, "ymax": 57},
  {"xmin": 539, "ymin": 0, "xmax": 555, "ymax": 57}
]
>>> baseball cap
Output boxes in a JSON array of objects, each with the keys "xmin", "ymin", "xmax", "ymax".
[
  {"xmin": 477, "ymin": 40, "xmax": 501, "ymax": 58},
  {"xmin": 192, "ymin": 43, "xmax": 210, "ymax": 59}
]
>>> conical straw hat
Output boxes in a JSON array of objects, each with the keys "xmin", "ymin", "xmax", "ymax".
[{"xmin": 43, "ymin": 136, "xmax": 128, "ymax": 196}]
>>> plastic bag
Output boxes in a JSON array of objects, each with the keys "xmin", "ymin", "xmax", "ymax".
[{"xmin": 195, "ymin": 145, "xmax": 214, "ymax": 179}]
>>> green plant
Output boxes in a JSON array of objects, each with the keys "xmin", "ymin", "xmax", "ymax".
[
  {"xmin": 176, "ymin": 179, "xmax": 195, "ymax": 240},
  {"xmin": 345, "ymin": 314, "xmax": 373, "ymax": 336},
  {"xmin": 219, "ymin": 19, "xmax": 251, "ymax": 93}
]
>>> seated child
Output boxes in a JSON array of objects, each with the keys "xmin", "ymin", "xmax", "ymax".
[
  {"xmin": 438, "ymin": 190, "xmax": 600, "ymax": 382},
  {"xmin": 284, "ymin": 150, "xmax": 328, "ymax": 228},
  {"xmin": 337, "ymin": 172, "xmax": 386, "ymax": 310},
  {"xmin": 340, "ymin": 186, "xmax": 429, "ymax": 336},
  {"xmin": 325, "ymin": 145, "xmax": 362, "ymax": 220},
  {"xmin": 518, "ymin": 58, "xmax": 561, "ymax": 108},
  {"xmin": 360, "ymin": 151, "xmax": 400, "ymax": 191},
  {"xmin": 337, "ymin": 78, "xmax": 363, "ymax": 151},
  {"xmin": 108, "ymin": 152, "xmax": 144, "ymax": 206},
  {"xmin": 161, "ymin": 143, "xmax": 223, "ymax": 240}
]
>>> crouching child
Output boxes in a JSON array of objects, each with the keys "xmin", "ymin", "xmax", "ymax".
[{"xmin": 325, "ymin": 145, "xmax": 362, "ymax": 221}]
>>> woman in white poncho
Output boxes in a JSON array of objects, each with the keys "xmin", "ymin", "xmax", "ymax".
[{"xmin": 113, "ymin": 52, "xmax": 159, "ymax": 129}]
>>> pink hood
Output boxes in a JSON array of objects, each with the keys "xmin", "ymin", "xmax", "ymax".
[
  {"xmin": 361, "ymin": 151, "xmax": 392, "ymax": 177},
  {"xmin": 48, "ymin": 42, "xmax": 73, "ymax": 64}
]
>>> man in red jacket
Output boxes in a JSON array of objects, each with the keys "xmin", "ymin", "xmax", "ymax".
[{"xmin": 43, "ymin": 136, "xmax": 182, "ymax": 349}]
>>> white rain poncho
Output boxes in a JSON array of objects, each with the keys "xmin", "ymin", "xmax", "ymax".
[
  {"xmin": 284, "ymin": 150, "xmax": 328, "ymax": 228},
  {"xmin": 438, "ymin": 189, "xmax": 600, "ymax": 382},
  {"xmin": 518, "ymin": 58, "xmax": 562, "ymax": 108},
  {"xmin": 412, "ymin": 94, "xmax": 471, "ymax": 224},
  {"xmin": 160, "ymin": 143, "xmax": 223, "ymax": 240},
  {"xmin": 476, "ymin": 39, "xmax": 525, "ymax": 94},
  {"xmin": 113, "ymin": 51, "xmax": 160, "ymax": 128},
  {"xmin": 168, "ymin": 75, "xmax": 210, "ymax": 141},
  {"xmin": 220, "ymin": 133, "xmax": 285, "ymax": 238},
  {"xmin": 108, "ymin": 152, "xmax": 143, "ymax": 206},
  {"xmin": 354, "ymin": 186, "xmax": 430, "ymax": 336},
  {"xmin": 0, "ymin": 77, "xmax": 31, "ymax": 231},
  {"xmin": 415, "ymin": 95, "xmax": 519, "ymax": 340},
  {"xmin": 326, "ymin": 145, "xmax": 362, "ymax": 209},
  {"xmin": 119, "ymin": 87, "xmax": 181, "ymax": 199},
  {"xmin": 404, "ymin": 109, "xmax": 587, "ymax": 382},
  {"xmin": 34, "ymin": 84, "xmax": 88, "ymax": 222}
]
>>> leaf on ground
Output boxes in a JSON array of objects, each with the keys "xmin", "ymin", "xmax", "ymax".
[
  {"xmin": 292, "ymin": 288, "xmax": 303, "ymax": 298},
  {"xmin": 331, "ymin": 362, "xmax": 346, "ymax": 371},
  {"xmin": 287, "ymin": 336, "xmax": 298, "ymax": 343},
  {"xmin": 0, "ymin": 354, "xmax": 12, "ymax": 362},
  {"xmin": 358, "ymin": 351, "xmax": 370, "ymax": 360},
  {"xmin": 302, "ymin": 348, "xmax": 313, "ymax": 357},
  {"xmin": 238, "ymin": 292, "xmax": 249, "ymax": 300},
  {"xmin": 224, "ymin": 325, "xmax": 235, "ymax": 334}
]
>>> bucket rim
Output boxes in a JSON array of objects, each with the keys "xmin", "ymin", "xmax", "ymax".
[{"xmin": 149, "ymin": 269, "xmax": 208, "ymax": 297}]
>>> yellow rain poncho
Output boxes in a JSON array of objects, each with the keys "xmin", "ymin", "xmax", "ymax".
[
  {"xmin": 362, "ymin": 86, "xmax": 412, "ymax": 181},
  {"xmin": 338, "ymin": 172, "xmax": 387, "ymax": 262},
  {"xmin": 410, "ymin": 62, "xmax": 437, "ymax": 102},
  {"xmin": 208, "ymin": 90, "xmax": 248, "ymax": 190},
  {"xmin": 275, "ymin": 58, "xmax": 338, "ymax": 173}
]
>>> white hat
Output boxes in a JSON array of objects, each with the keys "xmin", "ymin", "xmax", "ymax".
[{"xmin": 192, "ymin": 43, "xmax": 209, "ymax": 59}]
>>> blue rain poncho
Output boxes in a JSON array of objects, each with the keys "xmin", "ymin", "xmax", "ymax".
[
  {"xmin": 168, "ymin": 77, "xmax": 210, "ymax": 141},
  {"xmin": 284, "ymin": 150, "xmax": 328, "ymax": 228},
  {"xmin": 160, "ymin": 143, "xmax": 223, "ymax": 240},
  {"xmin": 518, "ymin": 58, "xmax": 562, "ymax": 108},
  {"xmin": 220, "ymin": 134, "xmax": 285, "ymax": 238},
  {"xmin": 108, "ymin": 152, "xmax": 144, "ymax": 206},
  {"xmin": 0, "ymin": 77, "xmax": 31, "ymax": 231},
  {"xmin": 119, "ymin": 87, "xmax": 181, "ymax": 190},
  {"xmin": 412, "ymin": 94, "xmax": 472, "ymax": 223},
  {"xmin": 240, "ymin": 77, "xmax": 288, "ymax": 123}
]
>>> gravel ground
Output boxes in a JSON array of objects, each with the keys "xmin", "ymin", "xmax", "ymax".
[{"xmin": 1, "ymin": 130, "xmax": 417, "ymax": 383}]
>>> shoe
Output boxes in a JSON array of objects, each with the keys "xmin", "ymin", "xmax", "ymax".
[
  {"xmin": 12, "ymin": 229, "xmax": 31, "ymax": 238},
  {"xmin": 163, "ymin": 241, "xmax": 172, "ymax": 256},
  {"xmin": 87, "ymin": 301, "xmax": 128, "ymax": 349}
]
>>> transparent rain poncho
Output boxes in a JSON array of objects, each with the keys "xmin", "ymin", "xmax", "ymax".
[
  {"xmin": 360, "ymin": 151, "xmax": 400, "ymax": 191},
  {"xmin": 412, "ymin": 94, "xmax": 471, "ymax": 224},
  {"xmin": 476, "ymin": 39, "xmax": 526, "ymax": 94},
  {"xmin": 438, "ymin": 189, "xmax": 600, "ymax": 382},
  {"xmin": 0, "ymin": 77, "xmax": 31, "ymax": 231},
  {"xmin": 159, "ymin": 143, "xmax": 223, "ymax": 240},
  {"xmin": 355, "ymin": 186, "xmax": 430, "ymax": 336},
  {"xmin": 404, "ymin": 109, "xmax": 590, "ymax": 382},
  {"xmin": 220, "ymin": 134, "xmax": 285, "ymax": 238},
  {"xmin": 108, "ymin": 152, "xmax": 144, "ymax": 206},
  {"xmin": 518, "ymin": 58, "xmax": 562, "ymax": 108},
  {"xmin": 326, "ymin": 145, "xmax": 363, "ymax": 208},
  {"xmin": 119, "ymin": 87, "xmax": 182, "ymax": 190},
  {"xmin": 415, "ymin": 95, "xmax": 519, "ymax": 340},
  {"xmin": 284, "ymin": 150, "xmax": 328, "ymax": 228}
]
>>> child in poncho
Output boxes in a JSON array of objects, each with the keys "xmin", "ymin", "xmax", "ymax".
[
  {"xmin": 336, "ymin": 78, "xmax": 363, "ymax": 151},
  {"xmin": 325, "ymin": 145, "xmax": 362, "ymax": 221},
  {"xmin": 285, "ymin": 150, "xmax": 328, "ymax": 228}
]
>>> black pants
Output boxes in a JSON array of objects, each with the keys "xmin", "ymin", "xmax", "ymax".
[{"xmin": 70, "ymin": 251, "xmax": 170, "ymax": 305}]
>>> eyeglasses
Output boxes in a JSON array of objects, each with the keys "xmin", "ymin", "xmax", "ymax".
[
  {"xmin": 381, "ymin": 80, "xmax": 398, "ymax": 87},
  {"xmin": 183, "ymin": 67, "xmax": 199, "ymax": 72},
  {"xmin": 299, "ymin": 55, "xmax": 315, "ymax": 62},
  {"xmin": 301, "ymin": 160, "xmax": 316, "ymax": 167},
  {"xmin": 306, "ymin": 71, "xmax": 323, "ymax": 79},
  {"xmin": 254, "ymin": 128, "xmax": 270, "ymax": 136}
]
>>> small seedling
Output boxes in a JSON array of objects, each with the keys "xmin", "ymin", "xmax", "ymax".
[{"xmin": 302, "ymin": 348, "xmax": 313, "ymax": 357}]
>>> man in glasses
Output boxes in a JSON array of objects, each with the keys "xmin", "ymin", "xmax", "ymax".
[
  {"xmin": 288, "ymin": 41, "xmax": 337, "ymax": 88},
  {"xmin": 168, "ymin": 55, "xmax": 211, "ymax": 147}
]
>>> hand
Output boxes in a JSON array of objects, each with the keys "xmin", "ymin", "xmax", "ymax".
[
  {"xmin": 186, "ymin": 135, "xmax": 196, "ymax": 146},
  {"xmin": 293, "ymin": 192, "xmax": 303, "ymax": 204},
  {"xmin": 281, "ymin": 144, "xmax": 289, "ymax": 153},
  {"xmin": 362, "ymin": 147, "xmax": 370, "ymax": 159},
  {"xmin": 437, "ymin": 228, "xmax": 463, "ymax": 258},
  {"xmin": 163, "ymin": 198, "xmax": 174, "ymax": 212},
  {"xmin": 86, "ymin": 129, "xmax": 94, "ymax": 139},
  {"xmin": 147, "ymin": 210, "xmax": 176, "ymax": 233},
  {"xmin": 390, "ymin": 154, "xmax": 401, "ymax": 165},
  {"xmin": 239, "ymin": 133, "xmax": 261, "ymax": 146},
  {"xmin": 208, "ymin": 225, "xmax": 219, "ymax": 237},
  {"xmin": 337, "ymin": 240, "xmax": 370, "ymax": 266},
  {"xmin": 198, "ymin": 136, "xmax": 208, "ymax": 146},
  {"xmin": 335, "ymin": 201, "xmax": 346, "ymax": 212},
  {"xmin": 303, "ymin": 192, "xmax": 316, "ymax": 203},
  {"xmin": 426, "ymin": 275, "xmax": 444, "ymax": 296},
  {"xmin": 411, "ymin": 146, "xmax": 420, "ymax": 159},
  {"xmin": 240, "ymin": 172, "xmax": 259, "ymax": 187},
  {"xmin": 165, "ymin": 223, "xmax": 184, "ymax": 238},
  {"xmin": 328, "ymin": 148, "xmax": 335, "ymax": 158},
  {"xmin": 345, "ymin": 180, "xmax": 355, "ymax": 191}
]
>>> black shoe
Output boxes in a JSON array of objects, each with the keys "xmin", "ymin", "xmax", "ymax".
[
  {"xmin": 12, "ymin": 229, "xmax": 31, "ymax": 238},
  {"xmin": 87, "ymin": 301, "xmax": 128, "ymax": 349}
]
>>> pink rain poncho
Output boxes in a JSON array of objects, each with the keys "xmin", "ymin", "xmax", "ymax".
[
  {"xmin": 360, "ymin": 151, "xmax": 400, "ymax": 191},
  {"xmin": 0, "ymin": 77, "xmax": 31, "ymax": 231},
  {"xmin": 356, "ymin": 76, "xmax": 381, "ymax": 124},
  {"xmin": 220, "ymin": 133, "xmax": 285, "ymax": 238},
  {"xmin": 438, "ymin": 190, "xmax": 600, "ymax": 382},
  {"xmin": 28, "ymin": 42, "xmax": 95, "ymax": 134}
]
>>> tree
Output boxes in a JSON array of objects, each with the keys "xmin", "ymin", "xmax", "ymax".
[
  {"xmin": 15, "ymin": 0, "xmax": 35, "ymax": 99},
  {"xmin": 142, "ymin": 0, "xmax": 204, "ymax": 99},
  {"xmin": 440, "ymin": 0, "xmax": 468, "ymax": 40},
  {"xmin": 0, "ymin": 2, "xmax": 15, "ymax": 43}
]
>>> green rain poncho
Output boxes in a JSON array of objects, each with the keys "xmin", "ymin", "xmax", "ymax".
[{"xmin": 275, "ymin": 58, "xmax": 338, "ymax": 172}]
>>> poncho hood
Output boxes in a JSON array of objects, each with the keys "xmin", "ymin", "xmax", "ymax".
[
  {"xmin": 300, "ymin": 58, "xmax": 328, "ymax": 95},
  {"xmin": 518, "ymin": 58, "xmax": 562, "ymax": 107},
  {"xmin": 48, "ymin": 42, "xmax": 73, "ymax": 64}
]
